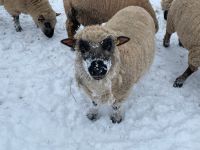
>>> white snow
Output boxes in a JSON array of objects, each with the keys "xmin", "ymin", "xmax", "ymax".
[{"xmin": 0, "ymin": 0, "xmax": 200, "ymax": 150}]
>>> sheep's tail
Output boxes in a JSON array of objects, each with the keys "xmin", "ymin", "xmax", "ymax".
[{"xmin": 0, "ymin": 0, "xmax": 4, "ymax": 5}]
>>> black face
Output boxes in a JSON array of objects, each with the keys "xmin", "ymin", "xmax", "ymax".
[
  {"xmin": 78, "ymin": 37, "xmax": 114, "ymax": 80},
  {"xmin": 43, "ymin": 22, "xmax": 54, "ymax": 38}
]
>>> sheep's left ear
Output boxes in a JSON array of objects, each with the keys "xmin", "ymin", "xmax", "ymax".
[
  {"xmin": 116, "ymin": 36, "xmax": 130, "ymax": 46},
  {"xmin": 56, "ymin": 13, "xmax": 61, "ymax": 16},
  {"xmin": 61, "ymin": 38, "xmax": 76, "ymax": 48}
]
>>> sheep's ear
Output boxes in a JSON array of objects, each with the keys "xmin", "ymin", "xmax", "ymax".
[
  {"xmin": 38, "ymin": 15, "xmax": 45, "ymax": 22},
  {"xmin": 116, "ymin": 36, "xmax": 130, "ymax": 46},
  {"xmin": 61, "ymin": 38, "xmax": 76, "ymax": 48},
  {"xmin": 56, "ymin": 13, "xmax": 61, "ymax": 16}
]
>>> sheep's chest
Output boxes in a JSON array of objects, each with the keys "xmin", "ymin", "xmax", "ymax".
[{"xmin": 81, "ymin": 78, "xmax": 114, "ymax": 104}]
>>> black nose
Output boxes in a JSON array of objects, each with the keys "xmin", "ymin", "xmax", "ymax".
[
  {"xmin": 44, "ymin": 29, "xmax": 54, "ymax": 38},
  {"xmin": 88, "ymin": 60, "xmax": 107, "ymax": 80}
]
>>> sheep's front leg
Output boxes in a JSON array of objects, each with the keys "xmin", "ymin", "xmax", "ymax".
[
  {"xmin": 13, "ymin": 16, "xmax": 22, "ymax": 32},
  {"xmin": 110, "ymin": 103, "xmax": 123, "ymax": 124},
  {"xmin": 173, "ymin": 65, "xmax": 198, "ymax": 88},
  {"xmin": 87, "ymin": 101, "xmax": 99, "ymax": 121}
]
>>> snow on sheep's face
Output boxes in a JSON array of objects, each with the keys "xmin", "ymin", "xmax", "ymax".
[
  {"xmin": 61, "ymin": 36, "xmax": 130, "ymax": 80},
  {"xmin": 77, "ymin": 36, "xmax": 115, "ymax": 80}
]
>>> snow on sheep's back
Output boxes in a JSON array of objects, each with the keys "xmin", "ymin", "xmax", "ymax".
[{"xmin": 0, "ymin": 0, "xmax": 200, "ymax": 150}]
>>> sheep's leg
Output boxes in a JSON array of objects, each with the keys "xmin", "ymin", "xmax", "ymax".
[
  {"xmin": 163, "ymin": 32, "xmax": 171, "ymax": 47},
  {"xmin": 87, "ymin": 101, "xmax": 99, "ymax": 121},
  {"xmin": 164, "ymin": 10, "xmax": 168, "ymax": 20},
  {"xmin": 110, "ymin": 103, "xmax": 123, "ymax": 124},
  {"xmin": 66, "ymin": 18, "xmax": 80, "ymax": 38},
  {"xmin": 13, "ymin": 15, "xmax": 22, "ymax": 32},
  {"xmin": 179, "ymin": 39, "xmax": 183, "ymax": 47},
  {"xmin": 173, "ymin": 65, "xmax": 198, "ymax": 88}
]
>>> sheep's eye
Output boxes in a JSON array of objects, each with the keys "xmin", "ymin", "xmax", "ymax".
[
  {"xmin": 79, "ymin": 39, "xmax": 90, "ymax": 53},
  {"xmin": 101, "ymin": 37, "xmax": 113, "ymax": 51}
]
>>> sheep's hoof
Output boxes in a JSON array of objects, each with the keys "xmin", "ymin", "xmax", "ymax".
[
  {"xmin": 173, "ymin": 77, "xmax": 185, "ymax": 88},
  {"xmin": 87, "ymin": 112, "xmax": 98, "ymax": 121},
  {"xmin": 110, "ymin": 113, "xmax": 122, "ymax": 124},
  {"xmin": 16, "ymin": 26, "xmax": 23, "ymax": 32},
  {"xmin": 87, "ymin": 108, "xmax": 99, "ymax": 121}
]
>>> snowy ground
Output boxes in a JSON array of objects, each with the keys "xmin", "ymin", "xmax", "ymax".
[{"xmin": 0, "ymin": 0, "xmax": 200, "ymax": 150}]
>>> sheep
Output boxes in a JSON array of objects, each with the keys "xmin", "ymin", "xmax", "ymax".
[
  {"xmin": 163, "ymin": 0, "xmax": 200, "ymax": 88},
  {"xmin": 61, "ymin": 6, "xmax": 155, "ymax": 123},
  {"xmin": 0, "ymin": 0, "xmax": 60, "ymax": 38},
  {"xmin": 161, "ymin": 0, "xmax": 174, "ymax": 20},
  {"xmin": 63, "ymin": 0, "xmax": 159, "ymax": 38}
]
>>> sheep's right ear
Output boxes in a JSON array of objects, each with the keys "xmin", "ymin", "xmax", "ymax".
[
  {"xmin": 61, "ymin": 38, "xmax": 76, "ymax": 48},
  {"xmin": 116, "ymin": 36, "xmax": 130, "ymax": 46}
]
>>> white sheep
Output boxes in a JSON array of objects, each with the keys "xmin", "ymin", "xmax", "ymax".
[
  {"xmin": 163, "ymin": 0, "xmax": 200, "ymax": 87},
  {"xmin": 61, "ymin": 6, "xmax": 155, "ymax": 123},
  {"xmin": 0, "ymin": 0, "xmax": 60, "ymax": 38},
  {"xmin": 63, "ymin": 0, "xmax": 159, "ymax": 38}
]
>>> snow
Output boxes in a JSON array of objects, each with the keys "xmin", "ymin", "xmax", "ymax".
[{"xmin": 0, "ymin": 0, "xmax": 200, "ymax": 150}]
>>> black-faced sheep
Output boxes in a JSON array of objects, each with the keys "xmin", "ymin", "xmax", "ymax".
[
  {"xmin": 61, "ymin": 6, "xmax": 155, "ymax": 123},
  {"xmin": 0, "ymin": 0, "xmax": 60, "ymax": 38}
]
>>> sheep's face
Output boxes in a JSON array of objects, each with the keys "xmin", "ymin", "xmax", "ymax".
[
  {"xmin": 77, "ymin": 36, "xmax": 115, "ymax": 80},
  {"xmin": 36, "ymin": 13, "xmax": 60, "ymax": 38},
  {"xmin": 61, "ymin": 36, "xmax": 130, "ymax": 80}
]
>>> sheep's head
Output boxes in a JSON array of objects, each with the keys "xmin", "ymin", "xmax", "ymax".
[
  {"xmin": 61, "ymin": 26, "xmax": 130, "ymax": 80},
  {"xmin": 35, "ymin": 12, "xmax": 60, "ymax": 38}
]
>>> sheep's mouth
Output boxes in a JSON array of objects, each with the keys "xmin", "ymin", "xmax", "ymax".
[{"xmin": 92, "ymin": 75, "xmax": 106, "ymax": 80}]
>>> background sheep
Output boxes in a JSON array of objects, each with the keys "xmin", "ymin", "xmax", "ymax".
[
  {"xmin": 0, "ymin": 0, "xmax": 60, "ymax": 38},
  {"xmin": 163, "ymin": 0, "xmax": 200, "ymax": 87},
  {"xmin": 61, "ymin": 6, "xmax": 155, "ymax": 123},
  {"xmin": 161, "ymin": 0, "xmax": 173, "ymax": 20},
  {"xmin": 63, "ymin": 0, "xmax": 159, "ymax": 38}
]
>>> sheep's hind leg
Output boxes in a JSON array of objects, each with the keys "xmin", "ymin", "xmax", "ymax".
[
  {"xmin": 66, "ymin": 18, "xmax": 80, "ymax": 39},
  {"xmin": 173, "ymin": 65, "xmax": 198, "ymax": 88},
  {"xmin": 164, "ymin": 10, "xmax": 168, "ymax": 20},
  {"xmin": 179, "ymin": 39, "xmax": 184, "ymax": 47},
  {"xmin": 110, "ymin": 103, "xmax": 123, "ymax": 124},
  {"xmin": 163, "ymin": 32, "xmax": 172, "ymax": 47},
  {"xmin": 13, "ymin": 16, "xmax": 22, "ymax": 32},
  {"xmin": 87, "ymin": 101, "xmax": 99, "ymax": 121}
]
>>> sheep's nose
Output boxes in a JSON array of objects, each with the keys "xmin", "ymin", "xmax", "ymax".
[
  {"xmin": 88, "ymin": 60, "xmax": 107, "ymax": 80},
  {"xmin": 43, "ymin": 28, "xmax": 54, "ymax": 38}
]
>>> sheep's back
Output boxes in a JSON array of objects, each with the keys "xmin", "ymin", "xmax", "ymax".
[{"xmin": 66, "ymin": 0, "xmax": 158, "ymax": 31}]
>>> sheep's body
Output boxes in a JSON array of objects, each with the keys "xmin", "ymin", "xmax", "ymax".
[
  {"xmin": 1, "ymin": 0, "xmax": 57, "ymax": 37},
  {"xmin": 163, "ymin": 0, "xmax": 200, "ymax": 87},
  {"xmin": 74, "ymin": 6, "xmax": 155, "ymax": 122},
  {"xmin": 161, "ymin": 0, "xmax": 173, "ymax": 11},
  {"xmin": 0, "ymin": 0, "xmax": 4, "ymax": 5},
  {"xmin": 64, "ymin": 0, "xmax": 158, "ymax": 38}
]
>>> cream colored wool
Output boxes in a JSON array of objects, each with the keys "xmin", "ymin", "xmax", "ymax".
[
  {"xmin": 75, "ymin": 6, "xmax": 155, "ymax": 104},
  {"xmin": 166, "ymin": 0, "xmax": 200, "ymax": 67},
  {"xmin": 0, "ymin": 0, "xmax": 4, "ymax": 5},
  {"xmin": 1, "ymin": 0, "xmax": 56, "ymax": 28},
  {"xmin": 64, "ymin": 0, "xmax": 159, "ymax": 33},
  {"xmin": 161, "ymin": 0, "xmax": 174, "ymax": 11}
]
